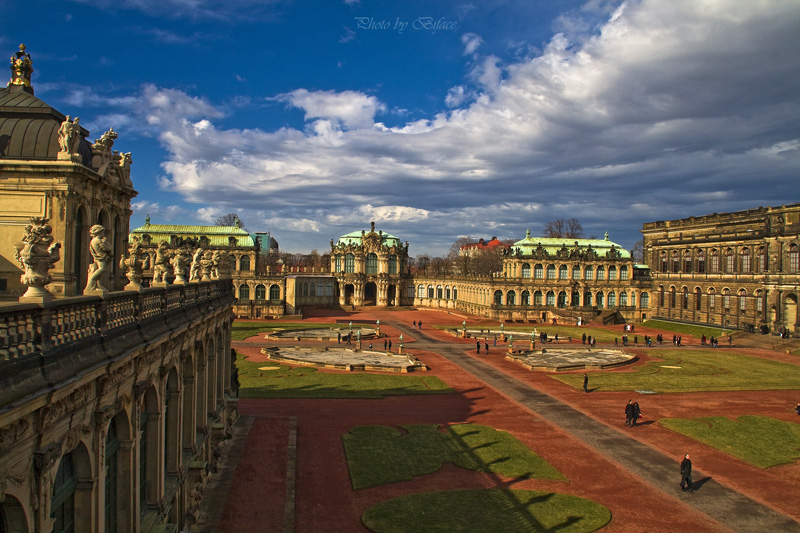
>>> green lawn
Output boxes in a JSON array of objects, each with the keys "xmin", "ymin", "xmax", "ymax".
[
  {"xmin": 553, "ymin": 349, "xmax": 800, "ymax": 393},
  {"xmin": 343, "ymin": 423, "xmax": 565, "ymax": 490},
  {"xmin": 235, "ymin": 355, "xmax": 452, "ymax": 398},
  {"xmin": 659, "ymin": 415, "xmax": 800, "ymax": 468},
  {"xmin": 642, "ymin": 319, "xmax": 731, "ymax": 339},
  {"xmin": 362, "ymin": 489, "xmax": 611, "ymax": 533}
]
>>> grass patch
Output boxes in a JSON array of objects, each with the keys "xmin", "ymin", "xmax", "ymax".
[
  {"xmin": 659, "ymin": 415, "xmax": 800, "ymax": 468},
  {"xmin": 362, "ymin": 489, "xmax": 611, "ymax": 533},
  {"xmin": 642, "ymin": 319, "xmax": 731, "ymax": 338},
  {"xmin": 553, "ymin": 349, "xmax": 800, "ymax": 393},
  {"xmin": 236, "ymin": 355, "xmax": 452, "ymax": 399},
  {"xmin": 343, "ymin": 423, "xmax": 565, "ymax": 490}
]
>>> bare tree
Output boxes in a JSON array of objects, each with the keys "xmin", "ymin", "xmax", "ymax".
[
  {"xmin": 542, "ymin": 218, "xmax": 583, "ymax": 239},
  {"xmin": 631, "ymin": 239, "xmax": 645, "ymax": 263},
  {"xmin": 215, "ymin": 213, "xmax": 247, "ymax": 231},
  {"xmin": 448, "ymin": 237, "xmax": 474, "ymax": 275},
  {"xmin": 415, "ymin": 254, "xmax": 431, "ymax": 275}
]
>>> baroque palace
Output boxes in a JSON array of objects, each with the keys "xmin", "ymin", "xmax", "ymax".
[
  {"xmin": 1, "ymin": 46, "xmax": 238, "ymax": 532},
  {"xmin": 1, "ymin": 44, "xmax": 799, "ymax": 532}
]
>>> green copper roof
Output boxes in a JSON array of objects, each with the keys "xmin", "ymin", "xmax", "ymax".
[
  {"xmin": 336, "ymin": 229, "xmax": 401, "ymax": 248},
  {"xmin": 129, "ymin": 223, "xmax": 255, "ymax": 247},
  {"xmin": 511, "ymin": 229, "xmax": 630, "ymax": 259}
]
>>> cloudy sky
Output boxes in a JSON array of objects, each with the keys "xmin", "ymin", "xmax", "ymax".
[{"xmin": 4, "ymin": 0, "xmax": 800, "ymax": 255}]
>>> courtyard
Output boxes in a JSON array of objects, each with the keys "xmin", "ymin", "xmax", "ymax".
[{"xmin": 194, "ymin": 308, "xmax": 800, "ymax": 532}]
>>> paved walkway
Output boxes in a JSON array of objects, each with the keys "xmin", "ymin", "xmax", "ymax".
[{"xmin": 393, "ymin": 322, "xmax": 800, "ymax": 533}]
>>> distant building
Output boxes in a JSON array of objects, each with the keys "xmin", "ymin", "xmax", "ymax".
[
  {"xmin": 460, "ymin": 236, "xmax": 509, "ymax": 256},
  {"xmin": 642, "ymin": 204, "xmax": 800, "ymax": 334}
]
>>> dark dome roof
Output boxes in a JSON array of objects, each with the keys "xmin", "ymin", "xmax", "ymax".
[{"xmin": 0, "ymin": 85, "xmax": 92, "ymax": 165}]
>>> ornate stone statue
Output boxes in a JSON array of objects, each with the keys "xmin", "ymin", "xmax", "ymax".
[
  {"xmin": 13, "ymin": 217, "xmax": 61, "ymax": 302},
  {"xmin": 90, "ymin": 128, "xmax": 117, "ymax": 176},
  {"xmin": 211, "ymin": 250, "xmax": 231, "ymax": 279},
  {"xmin": 152, "ymin": 241, "xmax": 173, "ymax": 284},
  {"xmin": 57, "ymin": 116, "xmax": 82, "ymax": 160},
  {"xmin": 199, "ymin": 250, "xmax": 214, "ymax": 281},
  {"xmin": 120, "ymin": 237, "xmax": 150, "ymax": 290},
  {"xmin": 85, "ymin": 225, "xmax": 113, "ymax": 293},
  {"xmin": 171, "ymin": 246, "xmax": 192, "ymax": 284},
  {"xmin": 189, "ymin": 247, "xmax": 203, "ymax": 281}
]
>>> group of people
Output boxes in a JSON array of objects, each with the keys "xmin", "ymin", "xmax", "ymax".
[
  {"xmin": 412, "ymin": 320, "xmax": 423, "ymax": 329},
  {"xmin": 671, "ymin": 335, "xmax": 683, "ymax": 346},
  {"xmin": 624, "ymin": 400, "xmax": 642, "ymax": 427},
  {"xmin": 476, "ymin": 339, "xmax": 490, "ymax": 354},
  {"xmin": 580, "ymin": 333, "xmax": 596, "ymax": 347},
  {"xmin": 701, "ymin": 335, "xmax": 723, "ymax": 347}
]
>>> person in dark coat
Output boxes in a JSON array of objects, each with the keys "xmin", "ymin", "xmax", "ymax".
[
  {"xmin": 680, "ymin": 454, "xmax": 693, "ymax": 492},
  {"xmin": 476, "ymin": 340, "xmax": 481, "ymax": 354},
  {"xmin": 583, "ymin": 373, "xmax": 589, "ymax": 393},
  {"xmin": 625, "ymin": 400, "xmax": 634, "ymax": 426},
  {"xmin": 632, "ymin": 402, "xmax": 641, "ymax": 427},
  {"xmin": 485, "ymin": 339, "xmax": 489, "ymax": 353}
]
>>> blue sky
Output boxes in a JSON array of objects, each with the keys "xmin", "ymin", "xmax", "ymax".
[{"xmin": 3, "ymin": 0, "xmax": 800, "ymax": 255}]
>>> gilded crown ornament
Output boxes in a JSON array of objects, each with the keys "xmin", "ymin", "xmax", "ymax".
[{"xmin": 9, "ymin": 43, "xmax": 33, "ymax": 88}]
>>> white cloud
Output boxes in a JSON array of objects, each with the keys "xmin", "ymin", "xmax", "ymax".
[
  {"xmin": 461, "ymin": 32, "xmax": 483, "ymax": 55},
  {"xmin": 117, "ymin": 0, "xmax": 800, "ymax": 254}
]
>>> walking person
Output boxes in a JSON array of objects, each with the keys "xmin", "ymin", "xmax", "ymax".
[
  {"xmin": 485, "ymin": 339, "xmax": 489, "ymax": 353},
  {"xmin": 413, "ymin": 320, "xmax": 416, "ymax": 329},
  {"xmin": 631, "ymin": 402, "xmax": 641, "ymax": 427},
  {"xmin": 384, "ymin": 339, "xmax": 387, "ymax": 350},
  {"xmin": 583, "ymin": 373, "xmax": 589, "ymax": 393},
  {"xmin": 337, "ymin": 332, "xmax": 341, "ymax": 344},
  {"xmin": 680, "ymin": 454, "xmax": 694, "ymax": 492},
  {"xmin": 476, "ymin": 340, "xmax": 481, "ymax": 354},
  {"xmin": 625, "ymin": 400, "xmax": 634, "ymax": 426}
]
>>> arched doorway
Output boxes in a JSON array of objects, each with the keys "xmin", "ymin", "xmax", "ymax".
[
  {"xmin": 387, "ymin": 284, "xmax": 397, "ymax": 306},
  {"xmin": 364, "ymin": 282, "xmax": 377, "ymax": 306},
  {"xmin": 0, "ymin": 495, "xmax": 28, "ymax": 533},
  {"xmin": 783, "ymin": 294, "xmax": 798, "ymax": 332},
  {"xmin": 344, "ymin": 284, "xmax": 355, "ymax": 305}
]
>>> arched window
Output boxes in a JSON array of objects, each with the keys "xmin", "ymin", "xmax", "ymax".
[
  {"xmin": 507, "ymin": 290, "xmax": 516, "ymax": 305},
  {"xmin": 52, "ymin": 453, "xmax": 77, "ymax": 533},
  {"xmin": 697, "ymin": 250, "xmax": 705, "ymax": 273},
  {"xmin": 710, "ymin": 249, "xmax": 719, "ymax": 273},
  {"xmin": 546, "ymin": 265, "xmax": 556, "ymax": 280},
  {"xmin": 682, "ymin": 287, "xmax": 689, "ymax": 309},
  {"xmin": 725, "ymin": 249, "xmax": 735, "ymax": 273},
  {"xmin": 572, "ymin": 265, "xmax": 581, "ymax": 280},
  {"xmin": 521, "ymin": 290, "xmax": 530, "ymax": 305},
  {"xmin": 708, "ymin": 288, "xmax": 716, "ymax": 308},
  {"xmin": 670, "ymin": 286, "xmax": 676, "ymax": 308},
  {"xmin": 546, "ymin": 291, "xmax": 555, "ymax": 306},
  {"xmin": 620, "ymin": 291, "xmax": 628, "ymax": 306},
  {"xmin": 453, "ymin": 287, "xmax": 458, "ymax": 299},
  {"xmin": 557, "ymin": 291, "xmax": 567, "ymax": 308},
  {"xmin": 522, "ymin": 263, "xmax": 531, "ymax": 278},
  {"xmin": 240, "ymin": 255, "xmax": 250, "ymax": 271},
  {"xmin": 789, "ymin": 244, "xmax": 799, "ymax": 273},
  {"xmin": 631, "ymin": 292, "xmax": 636, "ymax": 307},
  {"xmin": 757, "ymin": 247, "xmax": 766, "ymax": 272},
  {"xmin": 584, "ymin": 266, "xmax": 593, "ymax": 280},
  {"xmin": 596, "ymin": 266, "xmax": 605, "ymax": 280},
  {"xmin": 684, "ymin": 250, "xmax": 692, "ymax": 273},
  {"xmin": 660, "ymin": 251, "xmax": 668, "ymax": 272},
  {"xmin": 388, "ymin": 254, "xmax": 398, "ymax": 274},
  {"xmin": 445, "ymin": 286, "xmax": 451, "ymax": 299},
  {"xmin": 672, "ymin": 251, "xmax": 680, "ymax": 273},
  {"xmin": 641, "ymin": 292, "xmax": 648, "ymax": 308},
  {"xmin": 238, "ymin": 285, "xmax": 250, "ymax": 300},
  {"xmin": 366, "ymin": 253, "xmax": 378, "ymax": 274},
  {"xmin": 534, "ymin": 264, "xmax": 544, "ymax": 279},
  {"xmin": 534, "ymin": 290, "xmax": 543, "ymax": 305},
  {"xmin": 571, "ymin": 291, "xmax": 580, "ymax": 306},
  {"xmin": 723, "ymin": 288, "xmax": 731, "ymax": 309},
  {"xmin": 596, "ymin": 292, "xmax": 604, "ymax": 308},
  {"xmin": 345, "ymin": 253, "xmax": 355, "ymax": 273},
  {"xmin": 739, "ymin": 289, "xmax": 747, "ymax": 311},
  {"xmin": 494, "ymin": 290, "xmax": 503, "ymax": 305},
  {"xmin": 559, "ymin": 265, "xmax": 568, "ymax": 280},
  {"xmin": 335, "ymin": 255, "xmax": 342, "ymax": 272},
  {"xmin": 270, "ymin": 284, "xmax": 281, "ymax": 300},
  {"xmin": 105, "ymin": 419, "xmax": 119, "ymax": 531},
  {"xmin": 310, "ymin": 282, "xmax": 316, "ymax": 297},
  {"xmin": 436, "ymin": 285, "xmax": 443, "ymax": 299},
  {"xmin": 255, "ymin": 284, "xmax": 266, "ymax": 300},
  {"xmin": 427, "ymin": 285, "xmax": 435, "ymax": 298},
  {"xmin": 609, "ymin": 265, "xmax": 617, "ymax": 280},
  {"xmin": 620, "ymin": 265, "xmax": 628, "ymax": 280},
  {"xmin": 584, "ymin": 291, "xmax": 593, "ymax": 306},
  {"xmin": 418, "ymin": 284, "xmax": 425, "ymax": 298},
  {"xmin": 756, "ymin": 290, "xmax": 763, "ymax": 312},
  {"xmin": 695, "ymin": 287, "xmax": 702, "ymax": 310},
  {"xmin": 659, "ymin": 286, "xmax": 665, "ymax": 307},
  {"xmin": 741, "ymin": 248, "xmax": 750, "ymax": 272},
  {"xmin": 608, "ymin": 291, "xmax": 616, "ymax": 307}
]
